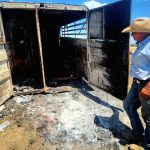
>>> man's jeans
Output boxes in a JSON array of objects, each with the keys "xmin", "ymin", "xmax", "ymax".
[{"xmin": 123, "ymin": 81, "xmax": 150, "ymax": 150}]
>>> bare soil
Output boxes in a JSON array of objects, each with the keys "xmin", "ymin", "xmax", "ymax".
[{"xmin": 0, "ymin": 81, "xmax": 135, "ymax": 150}]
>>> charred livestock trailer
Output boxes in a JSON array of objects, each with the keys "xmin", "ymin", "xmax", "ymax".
[{"xmin": 0, "ymin": 0, "xmax": 131, "ymax": 105}]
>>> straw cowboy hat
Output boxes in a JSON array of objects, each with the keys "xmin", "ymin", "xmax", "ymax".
[{"xmin": 122, "ymin": 17, "xmax": 150, "ymax": 33}]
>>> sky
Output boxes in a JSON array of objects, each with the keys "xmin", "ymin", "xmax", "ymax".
[{"xmin": 0, "ymin": 0, "xmax": 150, "ymax": 43}]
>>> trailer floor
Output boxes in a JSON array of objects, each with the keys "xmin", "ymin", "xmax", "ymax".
[{"xmin": 0, "ymin": 81, "xmax": 139, "ymax": 150}]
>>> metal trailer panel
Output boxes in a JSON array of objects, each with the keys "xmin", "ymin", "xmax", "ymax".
[
  {"xmin": 88, "ymin": 8, "xmax": 104, "ymax": 39},
  {"xmin": 0, "ymin": 2, "xmax": 40, "ymax": 9},
  {"xmin": 0, "ymin": 2, "xmax": 87, "ymax": 11},
  {"xmin": 43, "ymin": 3, "xmax": 87, "ymax": 11},
  {"xmin": 88, "ymin": 0, "xmax": 131, "ymax": 99},
  {"xmin": 0, "ymin": 0, "xmax": 131, "ymax": 102}
]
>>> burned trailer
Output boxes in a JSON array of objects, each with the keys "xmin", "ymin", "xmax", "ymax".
[{"xmin": 0, "ymin": 0, "xmax": 131, "ymax": 105}]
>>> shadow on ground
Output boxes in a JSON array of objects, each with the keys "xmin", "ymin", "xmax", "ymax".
[{"xmin": 80, "ymin": 89, "xmax": 135, "ymax": 145}]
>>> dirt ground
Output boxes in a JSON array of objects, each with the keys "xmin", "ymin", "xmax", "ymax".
[
  {"xmin": 0, "ymin": 46, "xmax": 139, "ymax": 150},
  {"xmin": 0, "ymin": 80, "xmax": 137, "ymax": 150}
]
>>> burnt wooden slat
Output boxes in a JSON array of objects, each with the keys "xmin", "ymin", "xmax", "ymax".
[
  {"xmin": 0, "ymin": 77, "xmax": 12, "ymax": 105},
  {"xmin": 0, "ymin": 9, "xmax": 13, "ymax": 105},
  {"xmin": 0, "ymin": 2, "xmax": 40, "ymax": 9},
  {"xmin": 35, "ymin": 9, "xmax": 46, "ymax": 89},
  {"xmin": 0, "ymin": 69, "xmax": 10, "ymax": 81},
  {"xmin": 43, "ymin": 4, "xmax": 87, "ymax": 11},
  {"xmin": 0, "ymin": 50, "xmax": 7, "ymax": 61},
  {"xmin": 0, "ymin": 2, "xmax": 87, "ymax": 11}
]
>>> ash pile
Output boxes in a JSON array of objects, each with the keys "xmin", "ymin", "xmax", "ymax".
[{"xmin": 0, "ymin": 80, "xmax": 134, "ymax": 150}]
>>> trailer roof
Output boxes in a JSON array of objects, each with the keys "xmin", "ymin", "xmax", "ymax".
[{"xmin": 0, "ymin": 2, "xmax": 88, "ymax": 11}]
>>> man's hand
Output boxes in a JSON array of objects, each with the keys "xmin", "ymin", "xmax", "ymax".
[{"xmin": 140, "ymin": 81, "xmax": 150, "ymax": 99}]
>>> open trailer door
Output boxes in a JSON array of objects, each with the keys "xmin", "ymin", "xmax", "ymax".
[
  {"xmin": 0, "ymin": 9, "xmax": 13, "ymax": 105},
  {"xmin": 87, "ymin": 0, "xmax": 131, "ymax": 99}
]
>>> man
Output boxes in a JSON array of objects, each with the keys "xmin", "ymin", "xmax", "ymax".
[{"xmin": 122, "ymin": 17, "xmax": 150, "ymax": 150}]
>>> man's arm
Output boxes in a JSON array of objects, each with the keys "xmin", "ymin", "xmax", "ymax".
[
  {"xmin": 140, "ymin": 81, "xmax": 150, "ymax": 99},
  {"xmin": 140, "ymin": 45, "xmax": 150, "ymax": 99}
]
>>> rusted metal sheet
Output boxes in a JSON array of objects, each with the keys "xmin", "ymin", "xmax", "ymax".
[{"xmin": 88, "ymin": 0, "xmax": 131, "ymax": 99}]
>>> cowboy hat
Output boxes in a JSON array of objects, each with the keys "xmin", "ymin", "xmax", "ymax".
[{"xmin": 122, "ymin": 17, "xmax": 150, "ymax": 33}]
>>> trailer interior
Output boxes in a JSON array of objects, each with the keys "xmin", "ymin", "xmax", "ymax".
[
  {"xmin": 0, "ymin": 1, "xmax": 131, "ymax": 104},
  {"xmin": 1, "ymin": 8, "xmax": 87, "ymax": 90}
]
